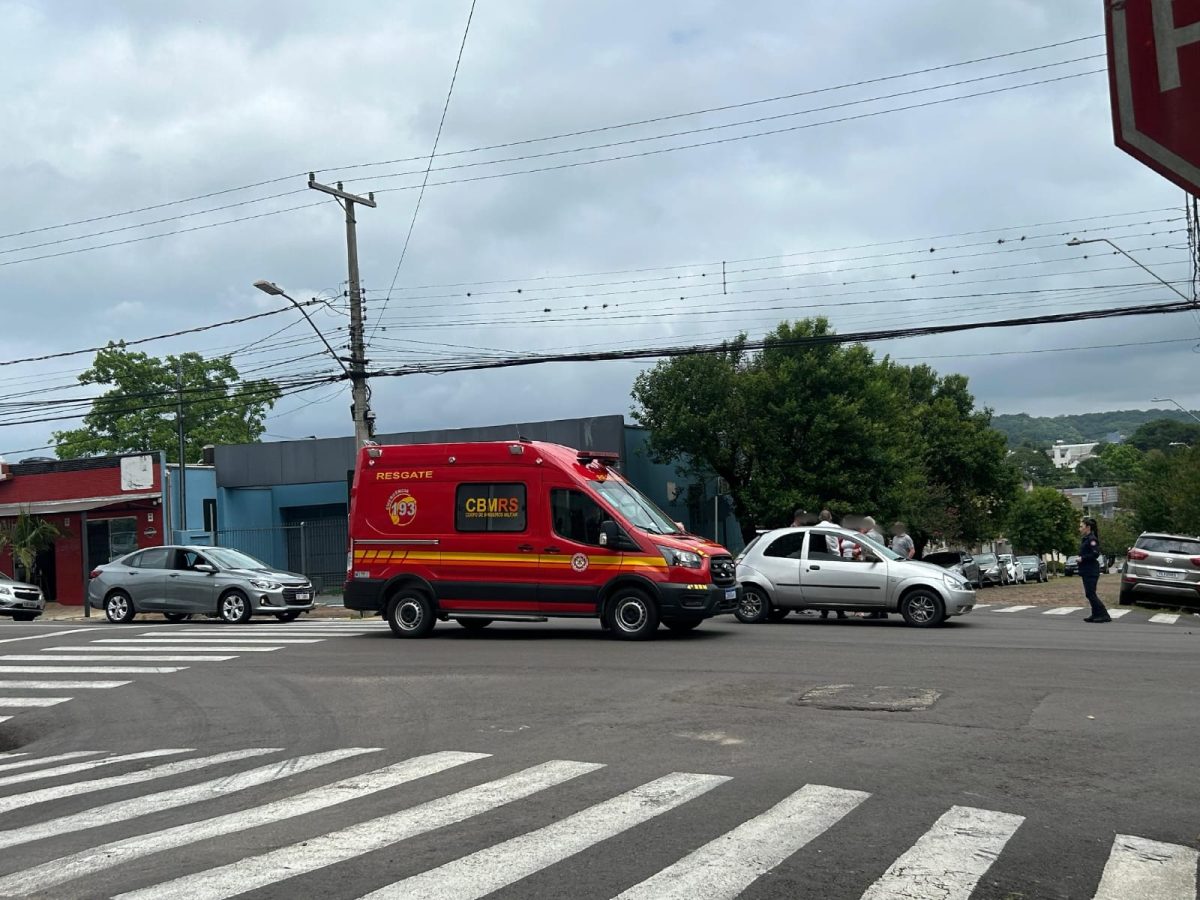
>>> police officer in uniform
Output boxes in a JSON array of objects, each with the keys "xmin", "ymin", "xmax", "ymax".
[{"xmin": 1079, "ymin": 516, "xmax": 1111, "ymax": 623}]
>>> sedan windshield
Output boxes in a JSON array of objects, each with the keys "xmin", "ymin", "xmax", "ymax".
[
  {"xmin": 205, "ymin": 548, "xmax": 270, "ymax": 571},
  {"xmin": 590, "ymin": 477, "xmax": 680, "ymax": 535},
  {"xmin": 1019, "ymin": 556, "xmax": 1039, "ymax": 565},
  {"xmin": 976, "ymin": 554, "xmax": 997, "ymax": 566}
]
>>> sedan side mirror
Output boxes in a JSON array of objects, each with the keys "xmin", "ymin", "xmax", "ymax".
[{"xmin": 193, "ymin": 563, "xmax": 217, "ymax": 574}]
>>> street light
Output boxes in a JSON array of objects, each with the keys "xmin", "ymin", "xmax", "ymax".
[
  {"xmin": 1065, "ymin": 237, "xmax": 1193, "ymax": 302},
  {"xmin": 252, "ymin": 280, "xmax": 349, "ymax": 376},
  {"xmin": 1151, "ymin": 396, "xmax": 1200, "ymax": 425}
]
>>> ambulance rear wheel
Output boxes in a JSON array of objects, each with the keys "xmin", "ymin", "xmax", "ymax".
[
  {"xmin": 606, "ymin": 589, "xmax": 659, "ymax": 640},
  {"xmin": 387, "ymin": 591, "xmax": 436, "ymax": 638}
]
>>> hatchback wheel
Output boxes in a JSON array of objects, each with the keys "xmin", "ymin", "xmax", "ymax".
[
  {"xmin": 734, "ymin": 585, "xmax": 771, "ymax": 624},
  {"xmin": 900, "ymin": 590, "xmax": 945, "ymax": 627},
  {"xmin": 606, "ymin": 589, "xmax": 659, "ymax": 640},
  {"xmin": 387, "ymin": 591, "xmax": 436, "ymax": 638},
  {"xmin": 105, "ymin": 591, "xmax": 136, "ymax": 624},
  {"xmin": 219, "ymin": 590, "xmax": 253, "ymax": 624}
]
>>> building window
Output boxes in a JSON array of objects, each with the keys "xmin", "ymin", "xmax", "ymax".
[
  {"xmin": 202, "ymin": 499, "xmax": 217, "ymax": 533},
  {"xmin": 455, "ymin": 483, "xmax": 527, "ymax": 532}
]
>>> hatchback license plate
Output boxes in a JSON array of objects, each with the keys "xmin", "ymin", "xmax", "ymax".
[
  {"xmin": 1153, "ymin": 570, "xmax": 1183, "ymax": 580},
  {"xmin": 724, "ymin": 589, "xmax": 737, "ymax": 600},
  {"xmin": 295, "ymin": 592, "xmax": 311, "ymax": 600}
]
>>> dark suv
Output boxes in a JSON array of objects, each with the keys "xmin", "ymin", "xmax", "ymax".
[
  {"xmin": 923, "ymin": 550, "xmax": 982, "ymax": 588},
  {"xmin": 1121, "ymin": 532, "xmax": 1200, "ymax": 607}
]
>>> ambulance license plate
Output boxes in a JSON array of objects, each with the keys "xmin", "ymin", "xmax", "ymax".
[
  {"xmin": 295, "ymin": 592, "xmax": 311, "ymax": 601},
  {"xmin": 725, "ymin": 589, "xmax": 737, "ymax": 600}
]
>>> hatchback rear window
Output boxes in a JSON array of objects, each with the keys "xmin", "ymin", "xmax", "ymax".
[{"xmin": 1136, "ymin": 536, "xmax": 1200, "ymax": 554}]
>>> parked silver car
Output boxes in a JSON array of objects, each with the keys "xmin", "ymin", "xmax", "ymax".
[
  {"xmin": 735, "ymin": 526, "xmax": 975, "ymax": 627},
  {"xmin": 0, "ymin": 571, "xmax": 44, "ymax": 621},
  {"xmin": 88, "ymin": 545, "xmax": 315, "ymax": 624},
  {"xmin": 1121, "ymin": 532, "xmax": 1200, "ymax": 607}
]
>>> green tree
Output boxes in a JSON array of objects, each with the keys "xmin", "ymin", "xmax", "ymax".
[
  {"xmin": 1128, "ymin": 418, "xmax": 1200, "ymax": 453},
  {"xmin": 1008, "ymin": 443, "xmax": 1060, "ymax": 486},
  {"xmin": 1097, "ymin": 442, "xmax": 1144, "ymax": 483},
  {"xmin": 631, "ymin": 318, "xmax": 1014, "ymax": 545},
  {"xmin": 1073, "ymin": 456, "xmax": 1114, "ymax": 487},
  {"xmin": 0, "ymin": 510, "xmax": 61, "ymax": 586},
  {"xmin": 1099, "ymin": 512, "xmax": 1139, "ymax": 564},
  {"xmin": 1005, "ymin": 487, "xmax": 1078, "ymax": 558},
  {"xmin": 1127, "ymin": 446, "xmax": 1200, "ymax": 535},
  {"xmin": 52, "ymin": 347, "xmax": 281, "ymax": 463}
]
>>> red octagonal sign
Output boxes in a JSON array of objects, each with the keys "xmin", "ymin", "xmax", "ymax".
[{"xmin": 1107, "ymin": 0, "xmax": 1200, "ymax": 196}]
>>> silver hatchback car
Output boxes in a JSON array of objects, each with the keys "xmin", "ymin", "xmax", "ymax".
[
  {"xmin": 0, "ymin": 571, "xmax": 45, "ymax": 621},
  {"xmin": 88, "ymin": 545, "xmax": 315, "ymax": 624},
  {"xmin": 735, "ymin": 526, "xmax": 975, "ymax": 627},
  {"xmin": 1121, "ymin": 532, "xmax": 1200, "ymax": 607}
]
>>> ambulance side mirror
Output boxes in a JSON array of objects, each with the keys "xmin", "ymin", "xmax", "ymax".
[{"xmin": 599, "ymin": 520, "xmax": 619, "ymax": 547}]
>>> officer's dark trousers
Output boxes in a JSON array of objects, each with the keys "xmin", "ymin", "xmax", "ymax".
[{"xmin": 1081, "ymin": 572, "xmax": 1107, "ymax": 618}]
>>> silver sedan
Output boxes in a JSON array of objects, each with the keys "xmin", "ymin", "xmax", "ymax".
[
  {"xmin": 88, "ymin": 545, "xmax": 315, "ymax": 624},
  {"xmin": 0, "ymin": 571, "xmax": 44, "ymax": 621}
]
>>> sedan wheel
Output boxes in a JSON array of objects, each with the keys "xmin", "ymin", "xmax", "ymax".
[
  {"xmin": 900, "ymin": 590, "xmax": 946, "ymax": 628},
  {"xmin": 219, "ymin": 591, "xmax": 253, "ymax": 624},
  {"xmin": 734, "ymin": 586, "xmax": 771, "ymax": 624},
  {"xmin": 105, "ymin": 591, "xmax": 136, "ymax": 624}
]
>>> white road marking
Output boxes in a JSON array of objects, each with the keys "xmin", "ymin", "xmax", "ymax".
[
  {"xmin": 1107, "ymin": 609, "xmax": 1132, "ymax": 619},
  {"xmin": 120, "ymin": 759, "xmax": 605, "ymax": 900},
  {"xmin": 0, "ymin": 748, "xmax": 373, "ymax": 852},
  {"xmin": 362, "ymin": 772, "xmax": 732, "ymax": 900},
  {"xmin": 1093, "ymin": 834, "xmax": 1199, "ymax": 900},
  {"xmin": 859, "ymin": 805, "xmax": 1024, "ymax": 900},
  {"xmin": 0, "ymin": 680, "xmax": 129, "ymax": 689},
  {"xmin": 0, "ymin": 697, "xmax": 71, "ymax": 707},
  {"xmin": 0, "ymin": 750, "xmax": 489, "ymax": 896},
  {"xmin": 157, "ymin": 629, "xmax": 375, "ymax": 635},
  {"xmin": 0, "ymin": 749, "xmax": 189, "ymax": 792},
  {"xmin": 993, "ymin": 606, "xmax": 1036, "ymax": 613},
  {"xmin": 0, "ymin": 665, "xmax": 189, "ymax": 673},
  {"xmin": 1045, "ymin": 607, "xmax": 1086, "ymax": 615},
  {"xmin": 0, "ymin": 751, "xmax": 104, "ymax": 773},
  {"xmin": 0, "ymin": 628, "xmax": 93, "ymax": 645},
  {"xmin": 972, "ymin": 603, "xmax": 993, "ymax": 608},
  {"xmin": 46, "ymin": 645, "xmax": 281, "ymax": 652},
  {"xmin": 615, "ymin": 783, "xmax": 869, "ymax": 900},
  {"xmin": 91, "ymin": 637, "xmax": 322, "ymax": 644},
  {"xmin": 2, "ymin": 655, "xmax": 230, "ymax": 662},
  {"xmin": 1149, "ymin": 614, "xmax": 1179, "ymax": 624}
]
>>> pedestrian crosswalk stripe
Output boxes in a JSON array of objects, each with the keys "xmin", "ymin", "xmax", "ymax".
[
  {"xmin": 0, "ymin": 697, "xmax": 71, "ymax": 707},
  {"xmin": 119, "ymin": 759, "xmax": 606, "ymax": 900},
  {"xmin": 49, "ymin": 645, "xmax": 283, "ymax": 652},
  {"xmin": 0, "ymin": 750, "xmax": 490, "ymax": 897},
  {"xmin": 1044, "ymin": 607, "xmax": 1085, "ymax": 615},
  {"xmin": 362, "ymin": 772, "xmax": 731, "ymax": 900},
  {"xmin": 1093, "ymin": 834, "xmax": 1199, "ymax": 900},
  {"xmin": 614, "ymin": 783, "xmax": 870, "ymax": 900},
  {"xmin": 0, "ymin": 665, "xmax": 190, "ymax": 673},
  {"xmin": 859, "ymin": 805, "xmax": 1024, "ymax": 900},
  {"xmin": 0, "ymin": 748, "xmax": 372, "ymax": 853},
  {"xmin": 1149, "ymin": 614, "xmax": 1180, "ymax": 625},
  {"xmin": 1108, "ymin": 609, "xmax": 1131, "ymax": 619},
  {"xmin": 0, "ymin": 749, "xmax": 189, "ymax": 793},
  {"xmin": 973, "ymin": 603, "xmax": 993, "ymax": 608},
  {"xmin": 92, "ymin": 637, "xmax": 324, "ymax": 644},
  {"xmin": 2, "ymin": 655, "xmax": 233, "ymax": 662},
  {"xmin": 0, "ymin": 749, "xmax": 280, "ymax": 818},
  {"xmin": 0, "ymin": 679, "xmax": 130, "ymax": 689},
  {"xmin": 0, "ymin": 751, "xmax": 104, "ymax": 773},
  {"xmin": 994, "ymin": 605, "xmax": 1036, "ymax": 613}
]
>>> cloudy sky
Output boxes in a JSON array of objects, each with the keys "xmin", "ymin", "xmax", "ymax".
[{"xmin": 1, "ymin": 0, "xmax": 1196, "ymax": 458}]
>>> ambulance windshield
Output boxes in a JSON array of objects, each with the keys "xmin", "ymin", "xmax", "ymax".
[{"xmin": 591, "ymin": 478, "xmax": 680, "ymax": 535}]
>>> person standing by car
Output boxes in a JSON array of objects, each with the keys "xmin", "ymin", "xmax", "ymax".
[
  {"xmin": 1079, "ymin": 517, "xmax": 1111, "ymax": 623},
  {"xmin": 891, "ymin": 522, "xmax": 915, "ymax": 559},
  {"xmin": 817, "ymin": 509, "xmax": 847, "ymax": 620},
  {"xmin": 858, "ymin": 517, "xmax": 888, "ymax": 619}
]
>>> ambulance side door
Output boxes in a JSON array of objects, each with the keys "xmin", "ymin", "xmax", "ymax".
[{"xmin": 540, "ymin": 482, "xmax": 621, "ymax": 615}]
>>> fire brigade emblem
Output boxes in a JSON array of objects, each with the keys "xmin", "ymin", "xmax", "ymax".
[
  {"xmin": 571, "ymin": 552, "xmax": 589, "ymax": 573},
  {"xmin": 386, "ymin": 489, "xmax": 418, "ymax": 527}
]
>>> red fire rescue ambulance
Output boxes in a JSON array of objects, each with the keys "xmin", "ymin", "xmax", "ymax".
[{"xmin": 344, "ymin": 440, "xmax": 740, "ymax": 639}]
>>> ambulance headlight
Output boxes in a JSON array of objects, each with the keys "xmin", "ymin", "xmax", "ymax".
[{"xmin": 658, "ymin": 546, "xmax": 702, "ymax": 569}]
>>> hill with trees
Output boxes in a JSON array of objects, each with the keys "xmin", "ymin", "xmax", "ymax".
[{"xmin": 991, "ymin": 408, "xmax": 1200, "ymax": 448}]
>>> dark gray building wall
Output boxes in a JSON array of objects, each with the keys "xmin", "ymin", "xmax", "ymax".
[{"xmin": 214, "ymin": 415, "xmax": 627, "ymax": 488}]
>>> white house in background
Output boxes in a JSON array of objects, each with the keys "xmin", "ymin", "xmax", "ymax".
[{"xmin": 1047, "ymin": 440, "xmax": 1098, "ymax": 470}]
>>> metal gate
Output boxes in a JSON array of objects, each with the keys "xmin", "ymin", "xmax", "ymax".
[{"xmin": 215, "ymin": 519, "xmax": 347, "ymax": 595}]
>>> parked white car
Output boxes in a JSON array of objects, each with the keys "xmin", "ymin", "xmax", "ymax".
[{"xmin": 998, "ymin": 554, "xmax": 1025, "ymax": 584}]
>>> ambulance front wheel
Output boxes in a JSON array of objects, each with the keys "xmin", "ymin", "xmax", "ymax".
[
  {"xmin": 606, "ymin": 588, "xmax": 659, "ymax": 640},
  {"xmin": 386, "ymin": 591, "xmax": 436, "ymax": 638}
]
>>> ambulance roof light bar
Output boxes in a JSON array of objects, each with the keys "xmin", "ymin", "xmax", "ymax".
[{"xmin": 577, "ymin": 450, "xmax": 621, "ymax": 466}]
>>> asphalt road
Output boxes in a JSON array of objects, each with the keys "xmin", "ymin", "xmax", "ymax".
[{"xmin": 0, "ymin": 606, "xmax": 1195, "ymax": 899}]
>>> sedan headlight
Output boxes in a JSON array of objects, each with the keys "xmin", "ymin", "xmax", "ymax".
[
  {"xmin": 250, "ymin": 579, "xmax": 282, "ymax": 591},
  {"xmin": 657, "ymin": 546, "xmax": 703, "ymax": 569},
  {"xmin": 0, "ymin": 586, "xmax": 11, "ymax": 597}
]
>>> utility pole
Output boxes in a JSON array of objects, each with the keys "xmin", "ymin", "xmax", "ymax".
[
  {"xmin": 308, "ymin": 174, "xmax": 377, "ymax": 451},
  {"xmin": 176, "ymin": 358, "xmax": 187, "ymax": 533}
]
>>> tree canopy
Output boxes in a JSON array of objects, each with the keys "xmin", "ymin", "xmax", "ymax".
[
  {"xmin": 1127, "ymin": 418, "xmax": 1200, "ymax": 453},
  {"xmin": 1005, "ymin": 487, "xmax": 1077, "ymax": 558},
  {"xmin": 52, "ymin": 346, "xmax": 281, "ymax": 463},
  {"xmin": 1127, "ymin": 446, "xmax": 1200, "ymax": 536},
  {"xmin": 631, "ymin": 318, "xmax": 1016, "ymax": 545}
]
